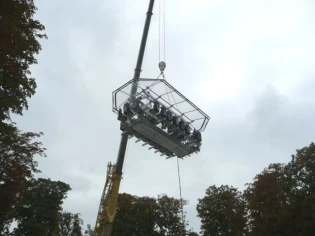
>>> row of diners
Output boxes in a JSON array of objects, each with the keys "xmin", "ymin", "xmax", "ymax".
[{"xmin": 117, "ymin": 98, "xmax": 202, "ymax": 143}]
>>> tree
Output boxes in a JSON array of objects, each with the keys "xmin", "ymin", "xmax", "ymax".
[
  {"xmin": 244, "ymin": 163, "xmax": 293, "ymax": 235},
  {"xmin": 187, "ymin": 232, "xmax": 199, "ymax": 236},
  {"xmin": 112, "ymin": 193, "xmax": 190, "ymax": 236},
  {"xmin": 12, "ymin": 178, "xmax": 71, "ymax": 236},
  {"xmin": 84, "ymin": 224, "xmax": 95, "ymax": 236},
  {"xmin": 197, "ymin": 185, "xmax": 247, "ymax": 236},
  {"xmin": 0, "ymin": 122, "xmax": 46, "ymax": 233},
  {"xmin": 113, "ymin": 193, "xmax": 159, "ymax": 236},
  {"xmin": 285, "ymin": 142, "xmax": 315, "ymax": 235},
  {"xmin": 244, "ymin": 143, "xmax": 315, "ymax": 236},
  {"xmin": 58, "ymin": 212, "xmax": 84, "ymax": 236},
  {"xmin": 0, "ymin": 0, "xmax": 47, "ymax": 121},
  {"xmin": 155, "ymin": 194, "xmax": 187, "ymax": 236},
  {"xmin": 0, "ymin": 0, "xmax": 47, "ymax": 230}
]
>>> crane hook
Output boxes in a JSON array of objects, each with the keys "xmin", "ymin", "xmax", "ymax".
[{"xmin": 159, "ymin": 61, "xmax": 166, "ymax": 73}]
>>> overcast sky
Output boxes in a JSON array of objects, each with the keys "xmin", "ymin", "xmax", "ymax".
[{"xmin": 14, "ymin": 0, "xmax": 315, "ymax": 232}]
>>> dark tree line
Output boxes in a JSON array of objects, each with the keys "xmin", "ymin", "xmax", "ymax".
[
  {"xmin": 197, "ymin": 142, "xmax": 315, "ymax": 236},
  {"xmin": 106, "ymin": 143, "xmax": 315, "ymax": 236},
  {"xmin": 107, "ymin": 146, "xmax": 315, "ymax": 236},
  {"xmin": 0, "ymin": 1, "xmax": 93, "ymax": 235},
  {"xmin": 113, "ymin": 193, "xmax": 197, "ymax": 236},
  {"xmin": 0, "ymin": 0, "xmax": 47, "ymax": 121}
]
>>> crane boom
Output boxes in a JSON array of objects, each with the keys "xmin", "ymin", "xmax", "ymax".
[
  {"xmin": 94, "ymin": 163, "xmax": 118, "ymax": 236},
  {"xmin": 95, "ymin": 1, "xmax": 155, "ymax": 235}
]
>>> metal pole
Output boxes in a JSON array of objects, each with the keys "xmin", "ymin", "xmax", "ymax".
[
  {"xmin": 96, "ymin": 4, "xmax": 155, "ymax": 235},
  {"xmin": 115, "ymin": 0, "xmax": 155, "ymax": 175}
]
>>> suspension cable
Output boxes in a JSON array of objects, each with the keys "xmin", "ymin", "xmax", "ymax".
[
  {"xmin": 159, "ymin": 0, "xmax": 184, "ymax": 223},
  {"xmin": 159, "ymin": 0, "xmax": 161, "ymax": 62},
  {"xmin": 159, "ymin": 0, "xmax": 165, "ymax": 62},
  {"xmin": 120, "ymin": 138, "xmax": 130, "ymax": 192},
  {"xmin": 158, "ymin": 0, "xmax": 166, "ymax": 76},
  {"xmin": 177, "ymin": 157, "xmax": 184, "ymax": 224},
  {"xmin": 164, "ymin": 0, "xmax": 166, "ymax": 63}
]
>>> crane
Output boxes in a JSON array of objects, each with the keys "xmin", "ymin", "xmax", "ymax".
[
  {"xmin": 94, "ymin": 1, "xmax": 210, "ymax": 235},
  {"xmin": 94, "ymin": 1, "xmax": 156, "ymax": 235}
]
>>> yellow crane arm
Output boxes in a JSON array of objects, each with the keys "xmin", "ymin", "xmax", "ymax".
[{"xmin": 95, "ymin": 163, "xmax": 122, "ymax": 236}]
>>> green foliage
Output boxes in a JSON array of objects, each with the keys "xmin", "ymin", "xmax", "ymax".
[
  {"xmin": 197, "ymin": 185, "xmax": 247, "ymax": 236},
  {"xmin": 113, "ymin": 193, "xmax": 159, "ymax": 236},
  {"xmin": 285, "ymin": 142, "xmax": 315, "ymax": 235},
  {"xmin": 244, "ymin": 163, "xmax": 293, "ymax": 235},
  {"xmin": 0, "ymin": 2, "xmax": 89, "ymax": 236},
  {"xmin": 0, "ymin": 0, "xmax": 47, "ymax": 121},
  {"xmin": 155, "ymin": 194, "xmax": 187, "ymax": 236},
  {"xmin": 244, "ymin": 143, "xmax": 315, "ymax": 235},
  {"xmin": 84, "ymin": 224, "xmax": 95, "ymax": 236},
  {"xmin": 12, "ymin": 178, "xmax": 71, "ymax": 236},
  {"xmin": 58, "ymin": 212, "xmax": 84, "ymax": 236},
  {"xmin": 0, "ymin": 122, "xmax": 46, "ymax": 232},
  {"xmin": 0, "ymin": 0, "xmax": 48, "ymax": 232},
  {"xmin": 187, "ymin": 232, "xmax": 199, "ymax": 236},
  {"xmin": 197, "ymin": 142, "xmax": 315, "ymax": 236},
  {"xmin": 112, "ymin": 193, "xmax": 189, "ymax": 236}
]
